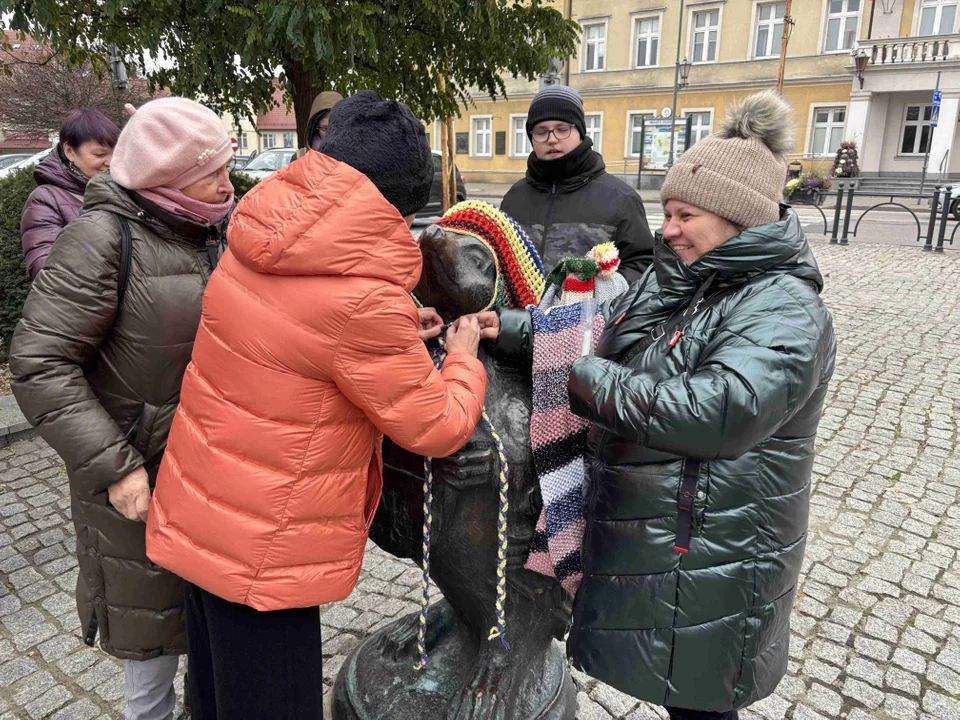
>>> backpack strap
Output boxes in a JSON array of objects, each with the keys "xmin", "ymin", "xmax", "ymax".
[{"xmin": 115, "ymin": 214, "xmax": 133, "ymax": 310}]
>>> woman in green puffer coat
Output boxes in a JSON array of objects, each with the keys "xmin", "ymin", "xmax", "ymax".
[{"xmin": 468, "ymin": 91, "xmax": 836, "ymax": 719}]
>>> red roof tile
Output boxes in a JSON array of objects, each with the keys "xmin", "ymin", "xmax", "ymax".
[{"xmin": 256, "ymin": 87, "xmax": 297, "ymax": 130}]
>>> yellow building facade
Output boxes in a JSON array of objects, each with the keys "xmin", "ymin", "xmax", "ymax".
[{"xmin": 448, "ymin": 0, "xmax": 867, "ymax": 184}]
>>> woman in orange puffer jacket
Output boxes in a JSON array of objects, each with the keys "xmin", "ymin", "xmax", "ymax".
[{"xmin": 146, "ymin": 92, "xmax": 486, "ymax": 719}]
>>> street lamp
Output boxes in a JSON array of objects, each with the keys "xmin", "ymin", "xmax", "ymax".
[
  {"xmin": 678, "ymin": 57, "xmax": 693, "ymax": 89},
  {"xmin": 854, "ymin": 50, "xmax": 869, "ymax": 89},
  {"xmin": 667, "ymin": 0, "xmax": 687, "ymax": 169}
]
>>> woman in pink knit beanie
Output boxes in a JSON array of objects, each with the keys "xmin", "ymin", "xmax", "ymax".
[{"xmin": 9, "ymin": 96, "xmax": 234, "ymax": 720}]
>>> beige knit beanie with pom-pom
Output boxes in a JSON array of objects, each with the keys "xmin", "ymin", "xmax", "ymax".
[{"xmin": 661, "ymin": 90, "xmax": 793, "ymax": 229}]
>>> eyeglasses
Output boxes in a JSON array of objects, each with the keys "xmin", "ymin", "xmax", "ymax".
[{"xmin": 531, "ymin": 124, "xmax": 574, "ymax": 144}]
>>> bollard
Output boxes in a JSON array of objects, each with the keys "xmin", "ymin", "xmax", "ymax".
[
  {"xmin": 839, "ymin": 184, "xmax": 855, "ymax": 246},
  {"xmin": 936, "ymin": 186, "xmax": 952, "ymax": 253},
  {"xmin": 830, "ymin": 182, "xmax": 844, "ymax": 244},
  {"xmin": 924, "ymin": 185, "xmax": 941, "ymax": 251}
]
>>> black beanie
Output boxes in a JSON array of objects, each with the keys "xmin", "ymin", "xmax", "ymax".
[
  {"xmin": 525, "ymin": 84, "xmax": 587, "ymax": 141},
  {"xmin": 318, "ymin": 90, "xmax": 433, "ymax": 217}
]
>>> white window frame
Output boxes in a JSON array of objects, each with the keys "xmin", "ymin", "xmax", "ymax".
[
  {"xmin": 509, "ymin": 114, "xmax": 532, "ymax": 158},
  {"xmin": 682, "ymin": 108, "xmax": 715, "ymax": 146},
  {"xmin": 624, "ymin": 109, "xmax": 658, "ymax": 158},
  {"xmin": 915, "ymin": 0, "xmax": 960, "ymax": 36},
  {"xmin": 750, "ymin": 1, "xmax": 787, "ymax": 60},
  {"xmin": 471, "ymin": 115, "xmax": 493, "ymax": 158},
  {"xmin": 238, "ymin": 132, "xmax": 249, "ymax": 152},
  {"xmin": 631, "ymin": 11, "xmax": 663, "ymax": 69},
  {"xmin": 261, "ymin": 132, "xmax": 276, "ymax": 150},
  {"xmin": 805, "ymin": 103, "xmax": 849, "ymax": 157},
  {"xmin": 581, "ymin": 19, "xmax": 609, "ymax": 72},
  {"xmin": 820, "ymin": 0, "xmax": 863, "ymax": 54},
  {"xmin": 584, "ymin": 112, "xmax": 603, "ymax": 153},
  {"xmin": 688, "ymin": 4, "xmax": 724, "ymax": 65},
  {"xmin": 898, "ymin": 104, "xmax": 936, "ymax": 156},
  {"xmin": 282, "ymin": 131, "xmax": 296, "ymax": 149}
]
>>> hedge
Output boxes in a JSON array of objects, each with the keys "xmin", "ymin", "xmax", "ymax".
[{"xmin": 0, "ymin": 168, "xmax": 257, "ymax": 360}]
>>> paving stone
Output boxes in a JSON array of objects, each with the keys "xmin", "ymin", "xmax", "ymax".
[
  {"xmin": 589, "ymin": 683, "xmax": 639, "ymax": 716},
  {"xmin": 805, "ymin": 683, "xmax": 842, "ymax": 716},
  {"xmin": 577, "ymin": 691, "xmax": 613, "ymax": 720},
  {"xmin": 928, "ymin": 662, "xmax": 960, "ymax": 696},
  {"xmin": 886, "ymin": 666, "xmax": 922, "ymax": 697},
  {"xmin": 843, "ymin": 677, "xmax": 885, "ymax": 710},
  {"xmin": 50, "ymin": 699, "xmax": 101, "ymax": 720},
  {"xmin": 0, "ymin": 657, "xmax": 37, "ymax": 687}
]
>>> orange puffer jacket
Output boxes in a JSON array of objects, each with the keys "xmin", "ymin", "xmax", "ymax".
[{"xmin": 146, "ymin": 152, "xmax": 487, "ymax": 611}]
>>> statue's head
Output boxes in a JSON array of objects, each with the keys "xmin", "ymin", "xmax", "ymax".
[{"xmin": 414, "ymin": 201, "xmax": 544, "ymax": 322}]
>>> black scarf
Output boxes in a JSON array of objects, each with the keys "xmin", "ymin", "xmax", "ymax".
[{"xmin": 525, "ymin": 138, "xmax": 605, "ymax": 190}]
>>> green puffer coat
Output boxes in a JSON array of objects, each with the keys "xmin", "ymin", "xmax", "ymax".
[
  {"xmin": 497, "ymin": 209, "xmax": 835, "ymax": 712},
  {"xmin": 10, "ymin": 172, "xmax": 226, "ymax": 660}
]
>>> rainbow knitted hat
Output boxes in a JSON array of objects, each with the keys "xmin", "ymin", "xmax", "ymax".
[{"xmin": 435, "ymin": 201, "xmax": 545, "ymax": 309}]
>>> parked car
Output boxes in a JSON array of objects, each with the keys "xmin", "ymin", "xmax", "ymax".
[
  {"xmin": 949, "ymin": 186, "xmax": 960, "ymax": 220},
  {"xmin": 229, "ymin": 155, "xmax": 252, "ymax": 171},
  {"xmin": 0, "ymin": 147, "xmax": 52, "ymax": 180},
  {"xmin": 0, "ymin": 154, "xmax": 32, "ymax": 171},
  {"xmin": 239, "ymin": 149, "xmax": 297, "ymax": 181},
  {"xmin": 417, "ymin": 151, "xmax": 466, "ymax": 220}
]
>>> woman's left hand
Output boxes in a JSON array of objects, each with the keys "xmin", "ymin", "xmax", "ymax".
[{"xmin": 417, "ymin": 307, "xmax": 444, "ymax": 342}]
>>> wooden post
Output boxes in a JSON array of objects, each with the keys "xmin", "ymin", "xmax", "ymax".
[
  {"xmin": 776, "ymin": 0, "xmax": 793, "ymax": 95},
  {"xmin": 446, "ymin": 116, "xmax": 456, "ymax": 208},
  {"xmin": 438, "ymin": 78, "xmax": 452, "ymax": 214}
]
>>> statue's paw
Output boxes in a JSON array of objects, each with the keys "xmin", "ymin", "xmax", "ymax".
[
  {"xmin": 444, "ymin": 661, "xmax": 513, "ymax": 720},
  {"xmin": 433, "ymin": 445, "xmax": 495, "ymax": 489},
  {"xmin": 373, "ymin": 611, "xmax": 420, "ymax": 662},
  {"xmin": 374, "ymin": 602, "xmax": 454, "ymax": 663}
]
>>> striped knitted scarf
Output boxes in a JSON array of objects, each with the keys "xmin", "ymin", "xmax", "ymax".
[{"xmin": 524, "ymin": 244, "xmax": 627, "ymax": 594}]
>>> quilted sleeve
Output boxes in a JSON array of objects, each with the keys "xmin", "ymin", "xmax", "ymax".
[{"xmin": 332, "ymin": 284, "xmax": 487, "ymax": 458}]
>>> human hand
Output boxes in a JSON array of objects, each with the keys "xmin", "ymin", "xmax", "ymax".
[
  {"xmin": 445, "ymin": 315, "xmax": 480, "ymax": 357},
  {"xmin": 417, "ymin": 307, "xmax": 444, "ymax": 342},
  {"xmin": 471, "ymin": 311, "xmax": 500, "ymax": 341},
  {"xmin": 107, "ymin": 467, "xmax": 151, "ymax": 522}
]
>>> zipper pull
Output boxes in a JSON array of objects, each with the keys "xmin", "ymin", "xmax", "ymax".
[{"xmin": 669, "ymin": 330, "xmax": 682, "ymax": 348}]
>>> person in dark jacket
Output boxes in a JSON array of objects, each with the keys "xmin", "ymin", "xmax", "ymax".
[
  {"xmin": 295, "ymin": 90, "xmax": 344, "ymax": 158},
  {"xmin": 20, "ymin": 109, "xmax": 120, "ymax": 278},
  {"xmin": 467, "ymin": 91, "xmax": 836, "ymax": 719},
  {"xmin": 10, "ymin": 97, "xmax": 234, "ymax": 720},
  {"xmin": 499, "ymin": 85, "xmax": 654, "ymax": 282}
]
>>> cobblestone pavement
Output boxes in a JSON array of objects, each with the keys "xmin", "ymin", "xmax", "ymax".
[{"xmin": 0, "ymin": 238, "xmax": 958, "ymax": 719}]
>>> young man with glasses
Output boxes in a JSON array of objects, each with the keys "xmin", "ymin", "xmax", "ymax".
[{"xmin": 499, "ymin": 84, "xmax": 654, "ymax": 282}]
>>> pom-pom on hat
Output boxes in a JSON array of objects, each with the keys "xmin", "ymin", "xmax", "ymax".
[
  {"xmin": 661, "ymin": 90, "xmax": 793, "ymax": 229},
  {"xmin": 435, "ymin": 200, "xmax": 545, "ymax": 310}
]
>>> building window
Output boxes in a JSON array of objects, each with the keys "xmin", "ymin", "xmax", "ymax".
[
  {"xmin": 634, "ymin": 16, "xmax": 660, "ymax": 67},
  {"xmin": 238, "ymin": 133, "xmax": 249, "ymax": 151},
  {"xmin": 261, "ymin": 132, "xmax": 276, "ymax": 150},
  {"xmin": 511, "ymin": 116, "xmax": 532, "ymax": 157},
  {"xmin": 472, "ymin": 117, "xmax": 492, "ymax": 157},
  {"xmin": 900, "ymin": 105, "xmax": 934, "ymax": 155},
  {"xmin": 824, "ymin": 0, "xmax": 860, "ymax": 52},
  {"xmin": 692, "ymin": 9, "xmax": 720, "ymax": 63},
  {"xmin": 810, "ymin": 107, "xmax": 847, "ymax": 155},
  {"xmin": 583, "ymin": 22, "xmax": 606, "ymax": 71},
  {"xmin": 628, "ymin": 113, "xmax": 656, "ymax": 157},
  {"xmin": 920, "ymin": 0, "xmax": 958, "ymax": 35},
  {"xmin": 282, "ymin": 131, "xmax": 295, "ymax": 148},
  {"xmin": 686, "ymin": 111, "xmax": 713, "ymax": 145},
  {"xmin": 755, "ymin": 3, "xmax": 786, "ymax": 58},
  {"xmin": 585, "ymin": 114, "xmax": 603, "ymax": 152}
]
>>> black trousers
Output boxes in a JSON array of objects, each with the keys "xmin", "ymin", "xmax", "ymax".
[
  {"xmin": 184, "ymin": 582, "xmax": 324, "ymax": 720},
  {"xmin": 666, "ymin": 707, "xmax": 739, "ymax": 720}
]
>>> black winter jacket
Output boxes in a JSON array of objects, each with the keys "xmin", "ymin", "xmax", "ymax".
[
  {"xmin": 499, "ymin": 139, "xmax": 654, "ymax": 283},
  {"xmin": 496, "ymin": 209, "xmax": 836, "ymax": 712}
]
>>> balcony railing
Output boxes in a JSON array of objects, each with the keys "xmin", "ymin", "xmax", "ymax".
[{"xmin": 862, "ymin": 35, "xmax": 960, "ymax": 65}]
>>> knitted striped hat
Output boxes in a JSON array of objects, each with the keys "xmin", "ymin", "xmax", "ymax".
[
  {"xmin": 436, "ymin": 200, "xmax": 545, "ymax": 309},
  {"xmin": 540, "ymin": 243, "xmax": 629, "ymax": 308}
]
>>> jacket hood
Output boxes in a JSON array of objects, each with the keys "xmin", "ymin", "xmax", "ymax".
[
  {"xmin": 34, "ymin": 145, "xmax": 87, "ymax": 196},
  {"xmin": 227, "ymin": 151, "xmax": 422, "ymax": 290},
  {"xmin": 83, "ymin": 171, "xmax": 224, "ymax": 245},
  {"xmin": 526, "ymin": 138, "xmax": 605, "ymax": 192},
  {"xmin": 654, "ymin": 207, "xmax": 824, "ymax": 296}
]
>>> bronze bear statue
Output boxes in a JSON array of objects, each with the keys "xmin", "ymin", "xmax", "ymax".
[{"xmin": 332, "ymin": 223, "xmax": 576, "ymax": 720}]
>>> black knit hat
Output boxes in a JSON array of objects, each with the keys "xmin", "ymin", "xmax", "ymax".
[
  {"xmin": 318, "ymin": 90, "xmax": 433, "ymax": 217},
  {"xmin": 525, "ymin": 85, "xmax": 586, "ymax": 141}
]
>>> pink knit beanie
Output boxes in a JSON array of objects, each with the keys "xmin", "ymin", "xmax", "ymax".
[{"xmin": 110, "ymin": 97, "xmax": 233, "ymax": 190}]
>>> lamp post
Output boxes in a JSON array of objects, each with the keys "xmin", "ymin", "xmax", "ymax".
[
  {"xmin": 666, "ymin": 0, "xmax": 687, "ymax": 170},
  {"xmin": 109, "ymin": 45, "xmax": 127, "ymax": 92},
  {"xmin": 679, "ymin": 57, "xmax": 693, "ymax": 89},
  {"xmin": 854, "ymin": 49, "xmax": 869, "ymax": 89},
  {"xmin": 775, "ymin": 0, "xmax": 795, "ymax": 94}
]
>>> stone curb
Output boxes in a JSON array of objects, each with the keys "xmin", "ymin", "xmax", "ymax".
[{"xmin": 0, "ymin": 393, "xmax": 34, "ymax": 447}]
